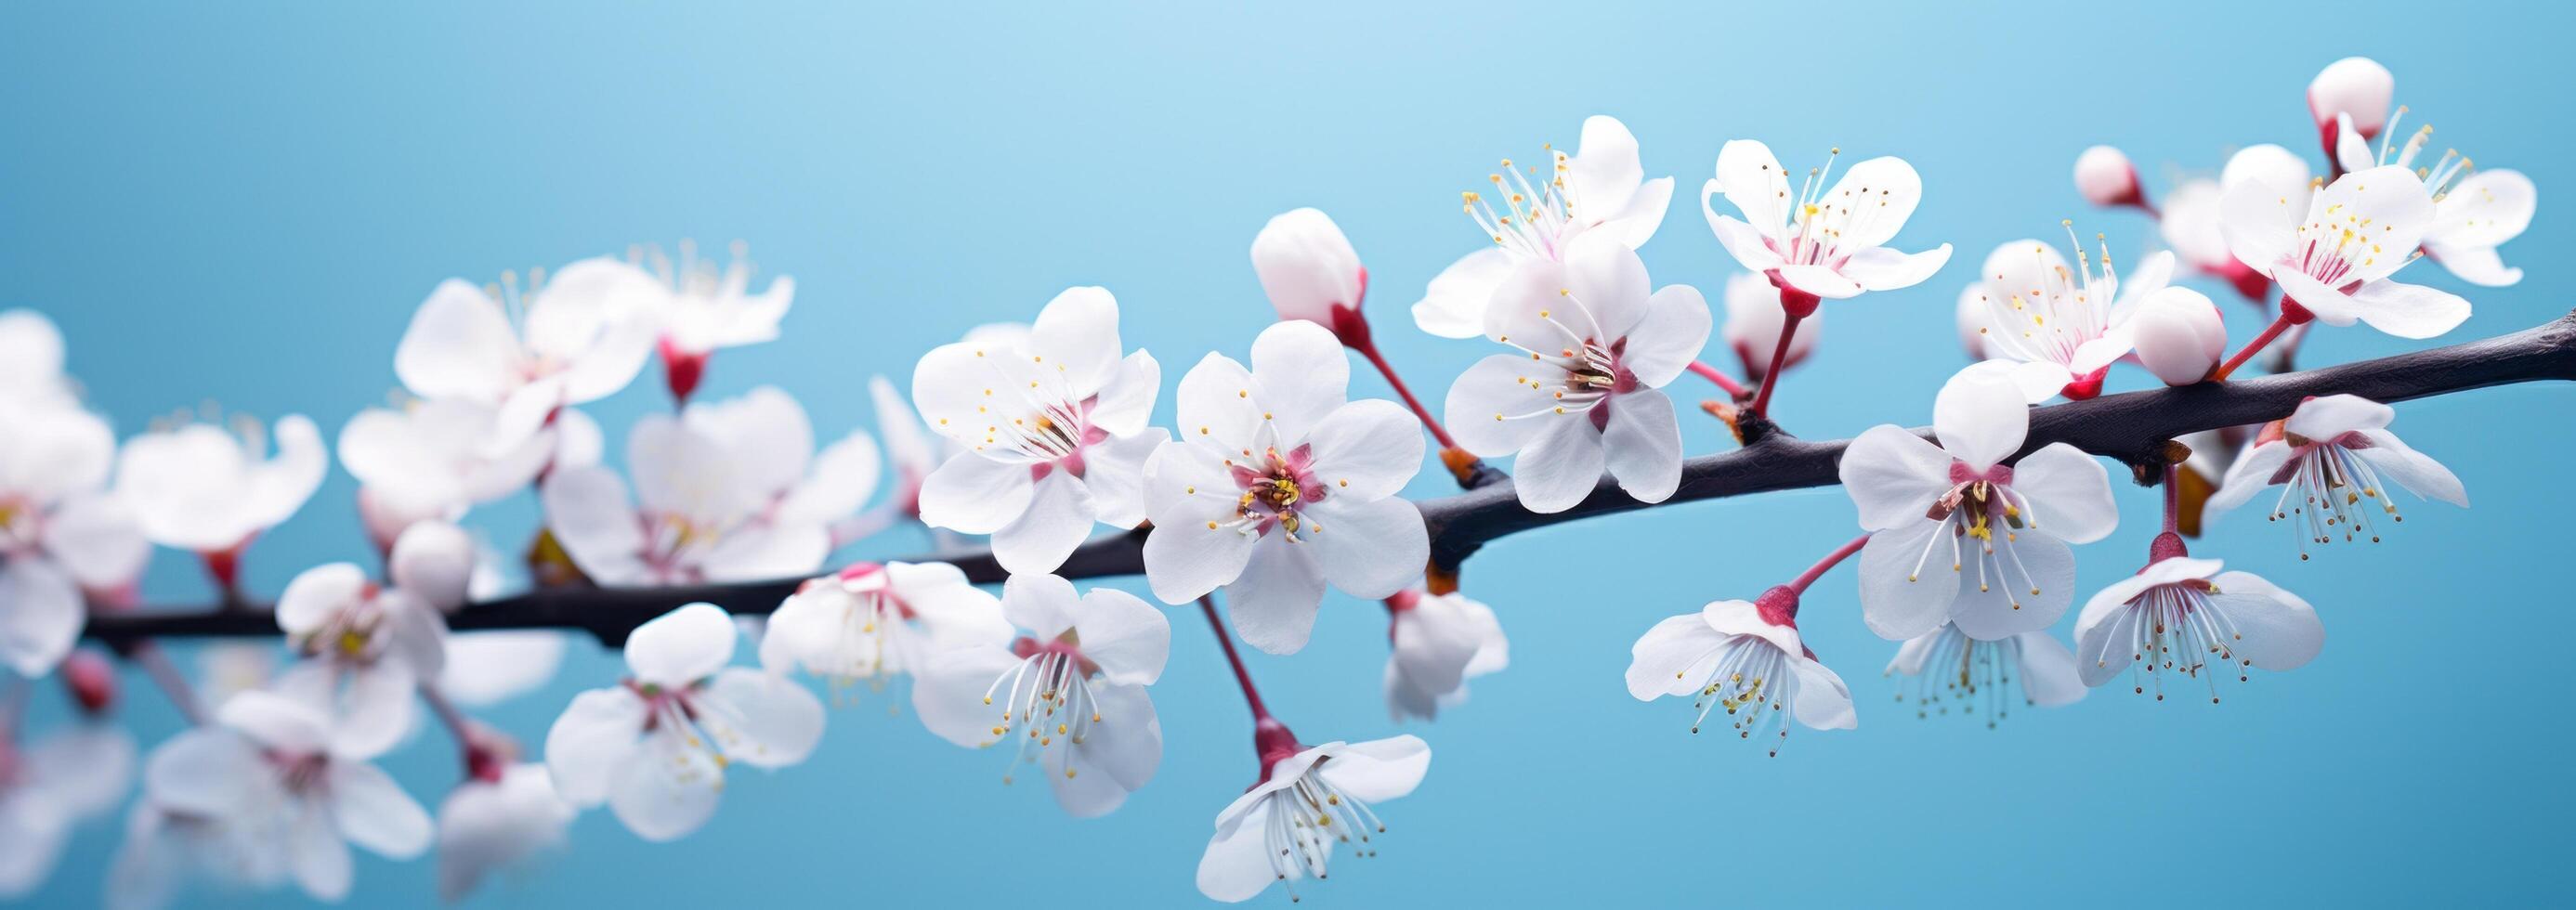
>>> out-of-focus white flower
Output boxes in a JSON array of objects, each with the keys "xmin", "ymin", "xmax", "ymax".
[
  {"xmin": 1441, "ymin": 232, "xmax": 1710, "ymax": 513},
  {"xmin": 114, "ymin": 413, "xmax": 325, "ymax": 557},
  {"xmin": 1, "ymin": 398, "xmax": 146, "ymax": 675},
  {"xmin": 2126, "ymin": 287, "xmax": 2229, "ymax": 386},
  {"xmin": 1414, "ymin": 115, "xmax": 1674, "ymax": 337},
  {"xmin": 393, "ymin": 260, "xmax": 662, "ymax": 454},
  {"xmin": 0, "ymin": 310, "xmax": 73, "ymax": 409},
  {"xmin": 1700, "ymin": 139, "xmax": 1951, "ymax": 302},
  {"xmin": 636, "ymin": 240, "xmax": 794, "ymax": 404},
  {"xmin": 1196, "ymin": 734, "xmax": 1430, "ymax": 903},
  {"xmin": 1884, "ymin": 623, "xmax": 2084, "ymax": 724},
  {"xmin": 2206, "ymin": 395, "xmax": 2465, "ymax": 556},
  {"xmin": 544, "ymin": 604, "xmax": 823, "ymax": 841},
  {"xmin": 2221, "ymin": 164, "xmax": 2468, "ymax": 339},
  {"xmin": 2073, "ymin": 145, "xmax": 2144, "ymax": 208},
  {"xmin": 911, "ymin": 574, "xmax": 1169, "ymax": 817},
  {"xmin": 870, "ymin": 375, "xmax": 942, "ymax": 518},
  {"xmin": 141, "ymin": 692, "xmax": 433, "ymax": 902},
  {"xmin": 436, "ymin": 762, "xmax": 575, "ymax": 903},
  {"xmin": 911, "ymin": 287, "xmax": 1164, "ymax": 574},
  {"xmin": 1382, "ymin": 591, "xmax": 1508, "ymax": 722},
  {"xmin": 0, "ymin": 723, "xmax": 136, "ymax": 897},
  {"xmin": 269, "ymin": 524, "xmax": 462, "ymax": 759},
  {"xmin": 1143, "ymin": 320, "xmax": 1429, "ymax": 655},
  {"xmin": 339, "ymin": 397, "xmax": 556, "ymax": 548}
]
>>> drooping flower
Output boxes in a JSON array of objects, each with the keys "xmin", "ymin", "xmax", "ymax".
[
  {"xmin": 1195, "ymin": 734, "xmax": 1430, "ymax": 903},
  {"xmin": 1143, "ymin": 320, "xmax": 1429, "ymax": 655},
  {"xmin": 2205, "ymin": 395, "xmax": 2465, "ymax": 556},
  {"xmin": 435, "ymin": 762, "xmax": 575, "ymax": 903},
  {"xmin": 2220, "ymin": 164, "xmax": 2468, "ymax": 339},
  {"xmin": 1626, "ymin": 595, "xmax": 1856, "ymax": 750},
  {"xmin": 911, "ymin": 574, "xmax": 1168, "ymax": 817},
  {"xmin": 268, "ymin": 522, "xmax": 467, "ymax": 759},
  {"xmin": 1413, "ymin": 115, "xmax": 1675, "ymax": 338},
  {"xmin": 337, "ymin": 396, "xmax": 556, "ymax": 548},
  {"xmin": 1441, "ymin": 231, "xmax": 1708, "ymax": 512},
  {"xmin": 911, "ymin": 287, "xmax": 1166, "ymax": 574},
  {"xmin": 1382, "ymin": 590, "xmax": 1508, "ymax": 722},
  {"xmin": 543, "ymin": 603, "xmax": 824, "ymax": 841},
  {"xmin": 1699, "ymin": 139, "xmax": 1952, "ymax": 302},
  {"xmin": 2073, "ymin": 556, "xmax": 2323, "ymax": 699},
  {"xmin": 140, "ymin": 691, "xmax": 434, "ymax": 902},
  {"xmin": 2125, "ymin": 287, "xmax": 2229, "ymax": 386},
  {"xmin": 634, "ymin": 240, "xmax": 795, "ymax": 403},
  {"xmin": 1957, "ymin": 227, "xmax": 2176, "ymax": 400},
  {"xmin": 392, "ymin": 259, "xmax": 663, "ymax": 454},
  {"xmin": 0, "ymin": 399, "xmax": 146, "ymax": 675},
  {"xmin": 1722, "ymin": 271, "xmax": 1819, "ymax": 380},
  {"xmin": 113, "ymin": 412, "xmax": 326, "ymax": 567},
  {"xmin": 758, "ymin": 560, "xmax": 1013, "ymax": 698},
  {"xmin": 1884, "ymin": 623, "xmax": 2084, "ymax": 724},
  {"xmin": 1839, "ymin": 367, "xmax": 2119, "ymax": 641},
  {"xmin": 0, "ymin": 722, "xmax": 135, "ymax": 898},
  {"xmin": 541, "ymin": 390, "xmax": 870, "ymax": 586}
]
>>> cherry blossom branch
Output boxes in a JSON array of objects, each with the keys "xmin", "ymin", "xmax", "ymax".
[{"xmin": 79, "ymin": 311, "xmax": 2576, "ymax": 644}]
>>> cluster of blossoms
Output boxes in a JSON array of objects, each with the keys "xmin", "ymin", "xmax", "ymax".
[{"xmin": 0, "ymin": 55, "xmax": 2533, "ymax": 906}]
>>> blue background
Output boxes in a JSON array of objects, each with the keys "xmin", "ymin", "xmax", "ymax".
[{"xmin": 3, "ymin": 2, "xmax": 2565, "ymax": 906}]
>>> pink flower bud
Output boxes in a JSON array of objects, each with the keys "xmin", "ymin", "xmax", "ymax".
[
  {"xmin": 61, "ymin": 649, "xmax": 117, "ymax": 715},
  {"xmin": 2128, "ymin": 287, "xmax": 2228, "ymax": 386},
  {"xmin": 2308, "ymin": 57, "xmax": 2394, "ymax": 137},
  {"xmin": 2073, "ymin": 146, "xmax": 2141, "ymax": 207},
  {"xmin": 1249, "ymin": 207, "xmax": 1366, "ymax": 335},
  {"xmin": 391, "ymin": 520, "xmax": 477, "ymax": 612}
]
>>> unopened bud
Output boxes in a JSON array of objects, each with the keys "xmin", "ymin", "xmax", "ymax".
[
  {"xmin": 2129, "ymin": 287, "xmax": 2229, "ymax": 386},
  {"xmin": 62, "ymin": 649, "xmax": 117, "ymax": 715},
  {"xmin": 2308, "ymin": 57, "xmax": 2395, "ymax": 137},
  {"xmin": 2073, "ymin": 146, "xmax": 2142, "ymax": 207},
  {"xmin": 1250, "ymin": 208, "xmax": 1367, "ymax": 335}
]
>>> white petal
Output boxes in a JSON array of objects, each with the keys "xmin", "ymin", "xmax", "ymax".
[
  {"xmin": 990, "ymin": 472, "xmax": 1097, "ymax": 575},
  {"xmin": 2315, "ymin": 166, "xmax": 2435, "ymax": 282},
  {"xmin": 1197, "ymin": 799, "xmax": 1279, "ymax": 903},
  {"xmin": 1170, "ymin": 353, "xmax": 1266, "ymax": 460},
  {"xmin": 2206, "ymin": 442, "xmax": 2294, "ymax": 519},
  {"xmin": 2008, "ymin": 443, "xmax": 2119, "ymax": 544},
  {"xmin": 1772, "ymin": 263, "xmax": 1863, "ymax": 299},
  {"xmin": 1443, "ymin": 354, "xmax": 1563, "ymax": 458},
  {"xmin": 288, "ymin": 810, "xmax": 353, "ymax": 902},
  {"xmin": 607, "ymin": 731, "xmax": 722, "ymax": 841},
  {"xmin": 1302, "ymin": 398, "xmax": 1425, "ymax": 501},
  {"xmin": 394, "ymin": 280, "xmax": 520, "ymax": 403},
  {"xmin": 1625, "ymin": 611, "xmax": 1730, "ymax": 699},
  {"xmin": 699, "ymin": 521, "xmax": 831, "ymax": 582},
  {"xmin": 1855, "ymin": 521, "xmax": 1957, "ymax": 642},
  {"xmin": 537, "ymin": 467, "xmax": 648, "ymax": 585},
  {"xmin": 1141, "ymin": 455, "xmax": 1260, "ymax": 604},
  {"xmin": 1314, "ymin": 734, "xmax": 1430, "ymax": 802},
  {"xmin": 1079, "ymin": 429, "xmax": 1164, "ymax": 528},
  {"xmin": 1510, "ymin": 415, "xmax": 1605, "ymax": 514},
  {"xmin": 1839, "ymin": 424, "xmax": 1953, "ymax": 530},
  {"xmin": 1932, "ymin": 364, "xmax": 2029, "ymax": 471},
  {"xmin": 2207, "ymin": 571, "xmax": 2325, "ymax": 671},
  {"xmin": 1411, "ymin": 247, "xmax": 1514, "ymax": 339},
  {"xmin": 1709, "ymin": 139, "xmax": 1791, "ymax": 236},
  {"xmin": 141, "ymin": 727, "xmax": 265, "ymax": 817},
  {"xmin": 1049, "ymin": 682, "xmax": 1161, "ymax": 817},
  {"xmin": 2348, "ymin": 429, "xmax": 2467, "ymax": 506},
  {"xmin": 624, "ymin": 603, "xmax": 737, "ymax": 685},
  {"xmin": 909, "ymin": 644, "xmax": 1022, "ymax": 748},
  {"xmin": 917, "ymin": 450, "xmax": 1038, "ymax": 535},
  {"xmin": 1251, "ymin": 207, "xmax": 1365, "ymax": 326},
  {"xmin": 1089, "ymin": 350, "xmax": 1162, "ymax": 439},
  {"xmin": 1786, "ymin": 656, "xmax": 1858, "ymax": 731},
  {"xmin": 1599, "ymin": 389, "xmax": 1682, "ymax": 503},
  {"xmin": 2012, "ymin": 632, "xmax": 2088, "ymax": 707},
  {"xmin": 1248, "ymin": 320, "xmax": 1349, "ymax": 442},
  {"xmin": 2285, "ymin": 394, "xmax": 2394, "ymax": 438},
  {"xmin": 2217, "ymin": 176, "xmax": 2306, "ymax": 278},
  {"xmin": 328, "ymin": 760, "xmax": 432, "ymax": 858},
  {"xmin": 439, "ymin": 631, "xmax": 568, "ymax": 706},
  {"xmin": 216, "ymin": 689, "xmax": 332, "ymax": 755},
  {"xmin": 527, "ymin": 259, "xmax": 661, "ymax": 402},
  {"xmin": 1947, "ymin": 532, "xmax": 2074, "ymax": 642},
  {"xmin": 2424, "ymin": 242, "xmax": 2521, "ymax": 288},
  {"xmin": 1617, "ymin": 284, "xmax": 1715, "ymax": 390},
  {"xmin": 2343, "ymin": 279, "xmax": 2471, "ymax": 340},
  {"xmin": 778, "ymin": 430, "xmax": 883, "ymax": 525},
  {"xmin": 1821, "ymin": 156, "xmax": 1924, "ymax": 249},
  {"xmin": 1027, "ymin": 286, "xmax": 1126, "ymax": 398},
  {"xmin": 1223, "ymin": 539, "xmax": 1327, "ymax": 655},
  {"xmin": 1566, "ymin": 115, "xmax": 1646, "ymax": 222},
  {"xmin": 0, "ymin": 558, "xmax": 83, "ymax": 677},
  {"xmin": 389, "ymin": 520, "xmax": 476, "ymax": 612},
  {"xmin": 2431, "ymin": 168, "xmax": 2535, "ymax": 251},
  {"xmin": 242, "ymin": 415, "xmax": 327, "ymax": 531},
  {"xmin": 1071, "ymin": 587, "xmax": 1170, "ymax": 686},
  {"xmin": 705, "ymin": 668, "xmax": 825, "ymax": 768},
  {"xmin": 1304, "ymin": 495, "xmax": 1428, "ymax": 599},
  {"xmin": 1839, "ymin": 244, "xmax": 1952, "ymax": 292}
]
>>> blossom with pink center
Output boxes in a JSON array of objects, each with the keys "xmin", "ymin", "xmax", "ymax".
[
  {"xmin": 140, "ymin": 691, "xmax": 433, "ymax": 902},
  {"xmin": 1883, "ymin": 622, "xmax": 2084, "ymax": 725},
  {"xmin": 757, "ymin": 560, "xmax": 1013, "ymax": 696},
  {"xmin": 1839, "ymin": 367, "xmax": 2119, "ymax": 641},
  {"xmin": 1441, "ymin": 231, "xmax": 1709, "ymax": 513},
  {"xmin": 0, "ymin": 722, "xmax": 134, "ymax": 897},
  {"xmin": 1413, "ymin": 115, "xmax": 1674, "ymax": 338},
  {"xmin": 543, "ymin": 603, "xmax": 824, "ymax": 841},
  {"xmin": 2073, "ymin": 556, "xmax": 2323, "ymax": 700},
  {"xmin": 634, "ymin": 240, "xmax": 795, "ymax": 403},
  {"xmin": 1956, "ymin": 227, "xmax": 2176, "ymax": 401},
  {"xmin": 2220, "ymin": 163, "xmax": 2468, "ymax": 339},
  {"xmin": 2326, "ymin": 92, "xmax": 2535, "ymax": 288},
  {"xmin": 1625, "ymin": 594, "xmax": 1856, "ymax": 751},
  {"xmin": 1721, "ymin": 271, "xmax": 1819, "ymax": 380},
  {"xmin": 2206, "ymin": 395, "xmax": 2465, "ymax": 558},
  {"xmin": 1195, "ymin": 734, "xmax": 1430, "ymax": 903},
  {"xmin": 393, "ymin": 259, "xmax": 664, "ymax": 455},
  {"xmin": 1700, "ymin": 139, "xmax": 1952, "ymax": 302},
  {"xmin": 1143, "ymin": 320, "xmax": 1430, "ymax": 655},
  {"xmin": 1382, "ymin": 590, "xmax": 1508, "ymax": 722},
  {"xmin": 0, "ymin": 397, "xmax": 146, "ymax": 675},
  {"xmin": 911, "ymin": 287, "xmax": 1166, "ymax": 574},
  {"xmin": 268, "ymin": 522, "xmax": 470, "ymax": 760},
  {"xmin": 911, "ymin": 574, "xmax": 1168, "ymax": 817}
]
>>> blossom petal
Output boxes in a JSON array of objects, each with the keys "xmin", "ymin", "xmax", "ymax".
[
  {"xmin": 2013, "ymin": 632, "xmax": 2087, "ymax": 707},
  {"xmin": 329, "ymin": 760, "xmax": 432, "ymax": 858},
  {"xmin": 287, "ymin": 811, "xmax": 353, "ymax": 902},
  {"xmin": 1304, "ymin": 495, "xmax": 1428, "ymax": 599},
  {"xmin": 1933, "ymin": 364, "xmax": 2029, "ymax": 471},
  {"xmin": 1599, "ymin": 389, "xmax": 1682, "ymax": 504},
  {"xmin": 1856, "ymin": 520, "xmax": 1957, "ymax": 642},
  {"xmin": 990, "ymin": 472, "xmax": 1096, "ymax": 575},
  {"xmin": 1840, "ymin": 244, "xmax": 1951, "ymax": 292},
  {"xmin": 1786, "ymin": 656, "xmax": 1858, "ymax": 731},
  {"xmin": 1223, "ymin": 539, "xmax": 1326, "ymax": 655},
  {"xmin": 909, "ymin": 644, "xmax": 1023, "ymax": 748},
  {"xmin": 1248, "ymin": 320, "xmax": 1349, "ymax": 442},
  {"xmin": 2432, "ymin": 168, "xmax": 2535, "ymax": 251},
  {"xmin": 1772, "ymin": 263, "xmax": 1863, "ymax": 300},
  {"xmin": 1947, "ymin": 532, "xmax": 2074, "ymax": 642},
  {"xmin": 141, "ymin": 727, "xmax": 264, "ymax": 817},
  {"xmin": 1412, "ymin": 247, "xmax": 1515, "ymax": 339},
  {"xmin": 1625, "ymin": 611, "xmax": 1730, "ymax": 699},
  {"xmin": 1251, "ymin": 207, "xmax": 1364, "ymax": 326},
  {"xmin": 544, "ymin": 687, "xmax": 645, "ymax": 807},
  {"xmin": 2206, "ymin": 442, "xmax": 2294, "ymax": 519},
  {"xmin": 917, "ymin": 451, "xmax": 1038, "ymax": 535},
  {"xmin": 778, "ymin": 430, "xmax": 883, "ymax": 526},
  {"xmin": 537, "ymin": 467, "xmax": 649, "ymax": 585},
  {"xmin": 624, "ymin": 603, "xmax": 737, "ymax": 686},
  {"xmin": 1171, "ymin": 353, "xmax": 1264, "ymax": 460},
  {"xmin": 705, "ymin": 668, "xmax": 825, "ymax": 768},
  {"xmin": 2285, "ymin": 394, "xmax": 2393, "ymax": 438},
  {"xmin": 1028, "ymin": 287, "xmax": 1126, "ymax": 398},
  {"xmin": 1303, "ymin": 398, "xmax": 1425, "ymax": 502},
  {"xmin": 2424, "ymin": 242, "xmax": 2521, "ymax": 288},
  {"xmin": 2343, "ymin": 279, "xmax": 2471, "ymax": 340},
  {"xmin": 1090, "ymin": 350, "xmax": 1162, "ymax": 439},
  {"xmin": 394, "ymin": 280, "xmax": 519, "ymax": 403},
  {"xmin": 1839, "ymin": 424, "xmax": 1953, "ymax": 531},
  {"xmin": 607, "ymin": 732, "xmax": 722, "ymax": 841},
  {"xmin": 1142, "ymin": 451, "xmax": 1260, "ymax": 605},
  {"xmin": 1196, "ymin": 799, "xmax": 1278, "ymax": 903},
  {"xmin": 2008, "ymin": 443, "xmax": 2118, "ymax": 544},
  {"xmin": 1709, "ymin": 139, "xmax": 1791, "ymax": 236},
  {"xmin": 1822, "ymin": 156, "xmax": 1923, "ymax": 249},
  {"xmin": 700, "ymin": 521, "xmax": 830, "ymax": 582},
  {"xmin": 1317, "ymin": 734, "xmax": 1431, "ymax": 802},
  {"xmin": 2218, "ymin": 176, "xmax": 2305, "ymax": 279},
  {"xmin": 1443, "ymin": 354, "xmax": 1562, "ymax": 458},
  {"xmin": 1049, "ymin": 682, "xmax": 1161, "ymax": 817},
  {"xmin": 2207, "ymin": 571, "xmax": 2325, "ymax": 671},
  {"xmin": 1072, "ymin": 587, "xmax": 1171, "ymax": 686},
  {"xmin": 2316, "ymin": 166, "xmax": 2435, "ymax": 282},
  {"xmin": 1510, "ymin": 414, "xmax": 1605, "ymax": 514},
  {"xmin": 0, "ymin": 558, "xmax": 83, "ymax": 677},
  {"xmin": 1618, "ymin": 284, "xmax": 1714, "ymax": 389},
  {"xmin": 2349, "ymin": 429, "xmax": 2467, "ymax": 506}
]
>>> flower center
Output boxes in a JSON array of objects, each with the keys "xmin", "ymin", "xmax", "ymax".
[
  {"xmin": 1461, "ymin": 148, "xmax": 1580, "ymax": 260},
  {"xmin": 1891, "ymin": 626, "xmax": 2035, "ymax": 727},
  {"xmin": 976, "ymin": 638, "xmax": 1107, "ymax": 786},
  {"xmin": 1766, "ymin": 146, "xmax": 1898, "ymax": 267},
  {"xmin": 1484, "ymin": 291, "xmax": 1635, "ymax": 428},
  {"xmin": 2110, "ymin": 578, "xmax": 2249, "ymax": 704},
  {"xmin": 2265, "ymin": 437, "xmax": 2401, "ymax": 560},
  {"xmin": 1974, "ymin": 223, "xmax": 2124, "ymax": 368},
  {"xmin": 1907, "ymin": 473, "xmax": 2049, "ymax": 607},
  {"xmin": 1227, "ymin": 447, "xmax": 1325, "ymax": 539}
]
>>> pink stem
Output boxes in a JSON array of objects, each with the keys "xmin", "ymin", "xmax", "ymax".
[
  {"xmin": 1198, "ymin": 596, "xmax": 1272, "ymax": 722},
  {"xmin": 1747, "ymin": 312, "xmax": 1807, "ymax": 416},
  {"xmin": 1786, "ymin": 533, "xmax": 1872, "ymax": 595},
  {"xmin": 1686, "ymin": 360, "xmax": 1751, "ymax": 398},
  {"xmin": 2161, "ymin": 462, "xmax": 2181, "ymax": 537},
  {"xmin": 1355, "ymin": 340, "xmax": 1461, "ymax": 450},
  {"xmin": 2213, "ymin": 310, "xmax": 2298, "ymax": 382},
  {"xmin": 130, "ymin": 641, "xmax": 206, "ymax": 725}
]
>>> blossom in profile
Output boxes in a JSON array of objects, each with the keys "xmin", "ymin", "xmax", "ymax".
[
  {"xmin": 635, "ymin": 240, "xmax": 795, "ymax": 403},
  {"xmin": 2206, "ymin": 395, "xmax": 2465, "ymax": 556},
  {"xmin": 2073, "ymin": 556, "xmax": 2322, "ymax": 700},
  {"xmin": 1700, "ymin": 139, "xmax": 1951, "ymax": 302},
  {"xmin": 1955, "ymin": 227, "xmax": 2175, "ymax": 400},
  {"xmin": 1196, "ymin": 734, "xmax": 1430, "ymax": 903},
  {"xmin": 1382, "ymin": 590, "xmax": 1508, "ymax": 722},
  {"xmin": 1626, "ymin": 595, "xmax": 1855, "ymax": 750},
  {"xmin": 114, "ymin": 411, "xmax": 322, "ymax": 594},
  {"xmin": 1884, "ymin": 623, "xmax": 2085, "ymax": 724},
  {"xmin": 758, "ymin": 560, "xmax": 1013, "ymax": 697},
  {"xmin": 392, "ymin": 259, "xmax": 663, "ymax": 453},
  {"xmin": 1414, "ymin": 115, "xmax": 1674, "ymax": 338}
]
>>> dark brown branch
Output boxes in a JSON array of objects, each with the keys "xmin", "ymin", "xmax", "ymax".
[{"xmin": 81, "ymin": 312, "xmax": 2576, "ymax": 647}]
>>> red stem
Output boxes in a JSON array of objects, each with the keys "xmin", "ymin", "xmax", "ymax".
[
  {"xmin": 130, "ymin": 640, "xmax": 206, "ymax": 725},
  {"xmin": 1747, "ymin": 312, "xmax": 1806, "ymax": 416},
  {"xmin": 1354, "ymin": 340, "xmax": 1460, "ymax": 450},
  {"xmin": 2161, "ymin": 462, "xmax": 2181, "ymax": 536},
  {"xmin": 1198, "ymin": 595, "xmax": 1272, "ymax": 722},
  {"xmin": 2213, "ymin": 310, "xmax": 2298, "ymax": 382},
  {"xmin": 1686, "ymin": 360, "xmax": 1750, "ymax": 398},
  {"xmin": 1786, "ymin": 533, "xmax": 1871, "ymax": 595}
]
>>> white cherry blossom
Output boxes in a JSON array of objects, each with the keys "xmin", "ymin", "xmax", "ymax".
[
  {"xmin": 1196, "ymin": 734, "xmax": 1429, "ymax": 903},
  {"xmin": 113, "ymin": 412, "xmax": 326, "ymax": 559},
  {"xmin": 1414, "ymin": 115, "xmax": 1674, "ymax": 337},
  {"xmin": 2073, "ymin": 557, "xmax": 2323, "ymax": 699},
  {"xmin": 2220, "ymin": 164, "xmax": 2468, "ymax": 339},
  {"xmin": 2331, "ymin": 107, "xmax": 2535, "ymax": 288},
  {"xmin": 911, "ymin": 574, "xmax": 1168, "ymax": 817},
  {"xmin": 338, "ymin": 397, "xmax": 556, "ymax": 547},
  {"xmin": 1382, "ymin": 590, "xmax": 1508, "ymax": 722},
  {"xmin": 2206, "ymin": 395, "xmax": 2465, "ymax": 556},
  {"xmin": 0, "ymin": 722, "xmax": 134, "ymax": 897},
  {"xmin": 1884, "ymin": 623, "xmax": 2084, "ymax": 724},
  {"xmin": 1627, "ymin": 595, "xmax": 1856, "ymax": 750},
  {"xmin": 1700, "ymin": 139, "xmax": 1952, "ymax": 302},
  {"xmin": 636, "ymin": 240, "xmax": 794, "ymax": 402},
  {"xmin": 911, "ymin": 287, "xmax": 1166, "ymax": 574},
  {"xmin": 140, "ymin": 691, "xmax": 433, "ymax": 902},
  {"xmin": 1, "ymin": 399, "xmax": 146, "ymax": 675},
  {"xmin": 393, "ymin": 259, "xmax": 662, "ymax": 454},
  {"xmin": 0, "ymin": 310, "xmax": 72, "ymax": 408},
  {"xmin": 1441, "ymin": 231, "xmax": 1709, "ymax": 512},
  {"xmin": 758, "ymin": 560, "xmax": 1013, "ymax": 697},
  {"xmin": 1143, "ymin": 320, "xmax": 1430, "ymax": 655},
  {"xmin": 544, "ymin": 603, "xmax": 823, "ymax": 841},
  {"xmin": 435, "ymin": 762, "xmax": 574, "ymax": 902},
  {"xmin": 1838, "ymin": 367, "xmax": 2118, "ymax": 641},
  {"xmin": 268, "ymin": 522, "xmax": 467, "ymax": 760},
  {"xmin": 1958, "ymin": 228, "xmax": 2176, "ymax": 401}
]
